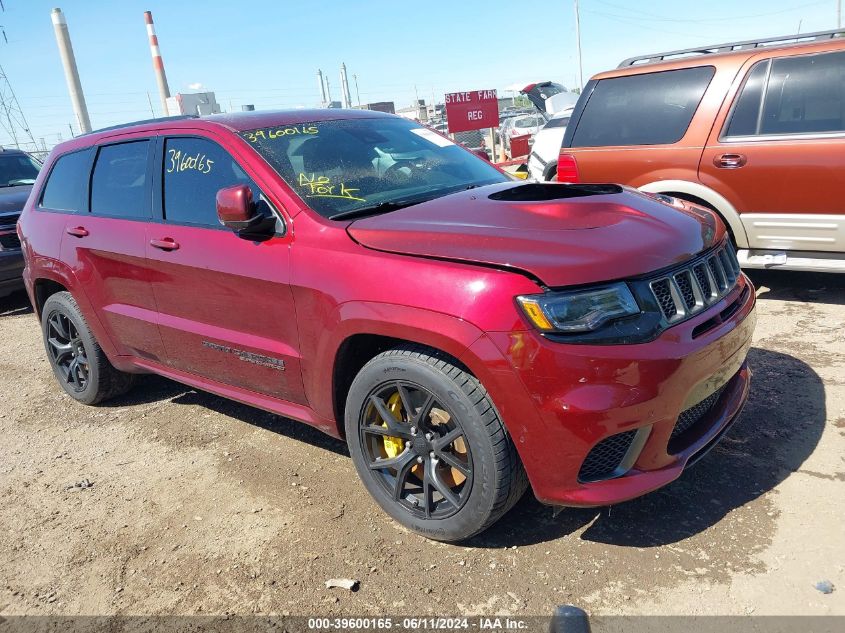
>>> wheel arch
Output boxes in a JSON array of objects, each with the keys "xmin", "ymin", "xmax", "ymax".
[
  {"xmin": 33, "ymin": 277, "xmax": 68, "ymax": 319},
  {"xmin": 638, "ymin": 180, "xmax": 748, "ymax": 248},
  {"xmin": 313, "ymin": 302, "xmax": 488, "ymax": 438}
]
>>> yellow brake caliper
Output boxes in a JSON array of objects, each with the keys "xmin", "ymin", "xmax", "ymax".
[{"xmin": 381, "ymin": 392, "xmax": 406, "ymax": 459}]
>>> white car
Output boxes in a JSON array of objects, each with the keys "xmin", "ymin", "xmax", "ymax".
[
  {"xmin": 526, "ymin": 109, "xmax": 572, "ymax": 181},
  {"xmin": 503, "ymin": 114, "xmax": 546, "ymax": 156}
]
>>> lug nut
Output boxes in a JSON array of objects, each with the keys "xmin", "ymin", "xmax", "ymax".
[
  {"xmin": 410, "ymin": 426, "xmax": 417, "ymax": 435},
  {"xmin": 429, "ymin": 451, "xmax": 436, "ymax": 459},
  {"xmin": 425, "ymin": 432, "xmax": 433, "ymax": 440},
  {"xmin": 416, "ymin": 456, "xmax": 424, "ymax": 464}
]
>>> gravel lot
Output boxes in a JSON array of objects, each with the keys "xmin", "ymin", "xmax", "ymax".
[{"xmin": 0, "ymin": 270, "xmax": 843, "ymax": 618}]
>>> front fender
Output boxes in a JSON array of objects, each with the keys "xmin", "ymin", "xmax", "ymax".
[{"xmin": 306, "ymin": 300, "xmax": 486, "ymax": 430}]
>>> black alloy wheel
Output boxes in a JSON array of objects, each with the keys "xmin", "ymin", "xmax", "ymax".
[
  {"xmin": 45, "ymin": 310, "xmax": 89, "ymax": 392},
  {"xmin": 345, "ymin": 344, "xmax": 528, "ymax": 541},
  {"xmin": 41, "ymin": 291, "xmax": 135, "ymax": 405},
  {"xmin": 359, "ymin": 381, "xmax": 473, "ymax": 520}
]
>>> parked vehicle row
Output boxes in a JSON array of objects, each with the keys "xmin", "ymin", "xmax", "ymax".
[
  {"xmin": 18, "ymin": 109, "xmax": 755, "ymax": 541},
  {"xmin": 0, "ymin": 148, "xmax": 40, "ymax": 298}
]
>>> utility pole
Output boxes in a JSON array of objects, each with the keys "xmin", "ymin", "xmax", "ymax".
[
  {"xmin": 353, "ymin": 74, "xmax": 361, "ymax": 106},
  {"xmin": 50, "ymin": 7, "xmax": 91, "ymax": 134},
  {"xmin": 574, "ymin": 0, "xmax": 584, "ymax": 90},
  {"xmin": 839, "ymin": 0, "xmax": 842, "ymax": 29}
]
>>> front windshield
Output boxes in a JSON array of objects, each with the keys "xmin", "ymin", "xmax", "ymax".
[
  {"xmin": 241, "ymin": 117, "xmax": 508, "ymax": 219},
  {"xmin": 0, "ymin": 153, "xmax": 41, "ymax": 187}
]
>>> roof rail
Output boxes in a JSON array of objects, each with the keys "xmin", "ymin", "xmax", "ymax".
[
  {"xmin": 618, "ymin": 28, "xmax": 845, "ymax": 68},
  {"xmin": 86, "ymin": 114, "xmax": 199, "ymax": 136}
]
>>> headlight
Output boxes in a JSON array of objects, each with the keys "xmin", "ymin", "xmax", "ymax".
[{"xmin": 517, "ymin": 283, "xmax": 640, "ymax": 333}]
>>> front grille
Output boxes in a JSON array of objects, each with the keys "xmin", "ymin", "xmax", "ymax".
[
  {"xmin": 649, "ymin": 242, "xmax": 740, "ymax": 324},
  {"xmin": 578, "ymin": 430, "xmax": 637, "ymax": 482},
  {"xmin": 0, "ymin": 232, "xmax": 21, "ymax": 250},
  {"xmin": 671, "ymin": 384, "xmax": 727, "ymax": 441}
]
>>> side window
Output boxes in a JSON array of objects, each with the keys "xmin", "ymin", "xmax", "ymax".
[
  {"xmin": 760, "ymin": 50, "xmax": 845, "ymax": 135},
  {"xmin": 571, "ymin": 66, "xmax": 716, "ymax": 147},
  {"xmin": 90, "ymin": 141, "xmax": 151, "ymax": 219},
  {"xmin": 544, "ymin": 116, "xmax": 570, "ymax": 130},
  {"xmin": 163, "ymin": 137, "xmax": 260, "ymax": 227},
  {"xmin": 724, "ymin": 60, "xmax": 770, "ymax": 138},
  {"xmin": 40, "ymin": 149, "xmax": 91, "ymax": 212}
]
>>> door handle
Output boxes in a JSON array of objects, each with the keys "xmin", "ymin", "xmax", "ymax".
[
  {"xmin": 66, "ymin": 226, "xmax": 89, "ymax": 238},
  {"xmin": 713, "ymin": 153, "xmax": 747, "ymax": 169},
  {"xmin": 149, "ymin": 237, "xmax": 180, "ymax": 251}
]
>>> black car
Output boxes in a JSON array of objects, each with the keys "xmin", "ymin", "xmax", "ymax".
[{"xmin": 0, "ymin": 148, "xmax": 40, "ymax": 298}]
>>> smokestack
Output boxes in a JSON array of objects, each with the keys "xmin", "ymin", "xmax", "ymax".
[
  {"xmin": 50, "ymin": 8, "xmax": 91, "ymax": 134},
  {"xmin": 143, "ymin": 11, "xmax": 171, "ymax": 116},
  {"xmin": 317, "ymin": 69, "xmax": 326, "ymax": 104},
  {"xmin": 340, "ymin": 63, "xmax": 352, "ymax": 109}
]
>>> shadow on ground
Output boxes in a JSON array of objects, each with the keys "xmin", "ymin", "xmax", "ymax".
[
  {"xmin": 747, "ymin": 269, "xmax": 845, "ymax": 306},
  {"xmin": 104, "ymin": 373, "xmax": 349, "ymax": 457},
  {"xmin": 100, "ymin": 345, "xmax": 825, "ymax": 549},
  {"xmin": 468, "ymin": 346, "xmax": 825, "ymax": 547},
  {"xmin": 0, "ymin": 290, "xmax": 32, "ymax": 317}
]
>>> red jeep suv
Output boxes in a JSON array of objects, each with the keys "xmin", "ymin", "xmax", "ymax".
[{"xmin": 18, "ymin": 110, "xmax": 756, "ymax": 541}]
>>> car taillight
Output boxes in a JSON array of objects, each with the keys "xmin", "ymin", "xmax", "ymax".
[{"xmin": 557, "ymin": 152, "xmax": 580, "ymax": 183}]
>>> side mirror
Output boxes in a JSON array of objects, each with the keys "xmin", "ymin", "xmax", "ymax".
[{"xmin": 216, "ymin": 184, "xmax": 255, "ymax": 230}]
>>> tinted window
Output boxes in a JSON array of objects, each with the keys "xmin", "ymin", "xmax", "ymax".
[
  {"xmin": 760, "ymin": 51, "xmax": 845, "ymax": 135},
  {"xmin": 163, "ymin": 137, "xmax": 261, "ymax": 226},
  {"xmin": 571, "ymin": 66, "xmax": 715, "ymax": 147},
  {"xmin": 724, "ymin": 61, "xmax": 770, "ymax": 137},
  {"xmin": 0, "ymin": 153, "xmax": 40, "ymax": 187},
  {"xmin": 90, "ymin": 141, "xmax": 150, "ymax": 218},
  {"xmin": 544, "ymin": 116, "xmax": 570, "ymax": 130},
  {"xmin": 40, "ymin": 149, "xmax": 90, "ymax": 212}
]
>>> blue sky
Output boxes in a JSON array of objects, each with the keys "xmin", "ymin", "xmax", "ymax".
[{"xmin": 0, "ymin": 0, "xmax": 838, "ymax": 150}]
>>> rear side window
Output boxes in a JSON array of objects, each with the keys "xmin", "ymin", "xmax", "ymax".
[
  {"xmin": 90, "ymin": 141, "xmax": 151, "ymax": 219},
  {"xmin": 162, "ymin": 137, "xmax": 261, "ymax": 227},
  {"xmin": 571, "ymin": 66, "xmax": 715, "ymax": 147},
  {"xmin": 40, "ymin": 149, "xmax": 91, "ymax": 212},
  {"xmin": 724, "ymin": 61, "xmax": 770, "ymax": 137},
  {"xmin": 760, "ymin": 50, "xmax": 845, "ymax": 135}
]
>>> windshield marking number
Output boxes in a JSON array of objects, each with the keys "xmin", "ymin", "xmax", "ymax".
[{"xmin": 244, "ymin": 126, "xmax": 319, "ymax": 143}]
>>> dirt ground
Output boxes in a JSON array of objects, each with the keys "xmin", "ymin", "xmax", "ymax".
[{"xmin": 0, "ymin": 270, "xmax": 843, "ymax": 618}]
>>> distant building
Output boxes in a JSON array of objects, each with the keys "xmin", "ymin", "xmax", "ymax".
[
  {"xmin": 354, "ymin": 101, "xmax": 396, "ymax": 114},
  {"xmin": 166, "ymin": 91, "xmax": 222, "ymax": 116},
  {"xmin": 396, "ymin": 100, "xmax": 427, "ymax": 122}
]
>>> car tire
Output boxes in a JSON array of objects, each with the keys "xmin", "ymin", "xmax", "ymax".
[
  {"xmin": 344, "ymin": 344, "xmax": 528, "ymax": 542},
  {"xmin": 41, "ymin": 291, "xmax": 135, "ymax": 405}
]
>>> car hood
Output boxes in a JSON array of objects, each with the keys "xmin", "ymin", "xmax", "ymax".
[
  {"xmin": 347, "ymin": 183, "xmax": 723, "ymax": 287},
  {"xmin": 0, "ymin": 185, "xmax": 32, "ymax": 214}
]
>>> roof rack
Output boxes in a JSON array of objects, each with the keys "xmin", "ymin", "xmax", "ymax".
[
  {"xmin": 618, "ymin": 28, "xmax": 845, "ymax": 68},
  {"xmin": 86, "ymin": 114, "xmax": 199, "ymax": 135}
]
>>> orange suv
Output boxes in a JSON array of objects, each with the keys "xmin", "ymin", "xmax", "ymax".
[{"xmin": 558, "ymin": 30, "xmax": 845, "ymax": 274}]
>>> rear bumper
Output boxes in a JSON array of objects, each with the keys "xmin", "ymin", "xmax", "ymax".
[
  {"xmin": 0, "ymin": 249, "xmax": 24, "ymax": 298},
  {"xmin": 477, "ymin": 273, "xmax": 756, "ymax": 507}
]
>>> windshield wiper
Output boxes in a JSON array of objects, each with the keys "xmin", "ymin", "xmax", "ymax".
[
  {"xmin": 329, "ymin": 198, "xmax": 426, "ymax": 221},
  {"xmin": 328, "ymin": 184, "xmax": 488, "ymax": 221}
]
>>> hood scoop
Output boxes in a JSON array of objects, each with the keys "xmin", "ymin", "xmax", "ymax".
[{"xmin": 487, "ymin": 183, "xmax": 622, "ymax": 202}]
